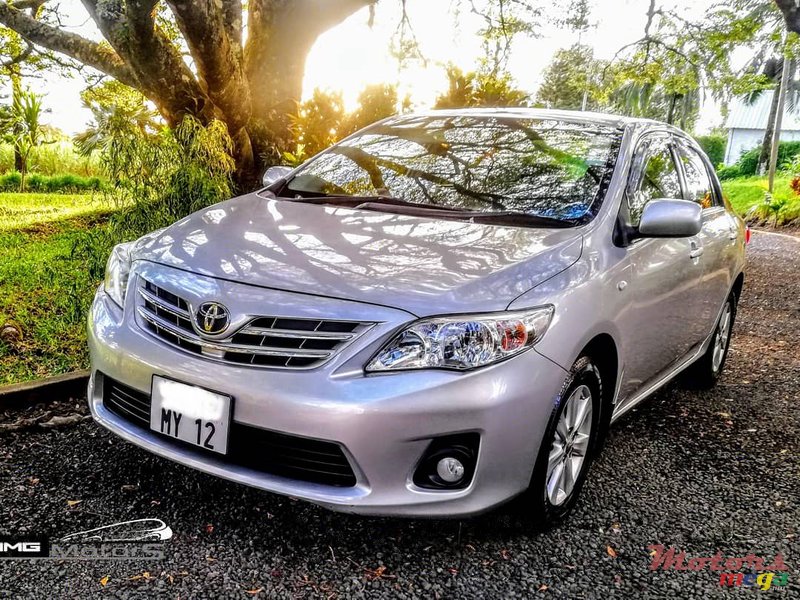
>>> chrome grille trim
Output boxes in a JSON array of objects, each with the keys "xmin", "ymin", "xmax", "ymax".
[
  {"xmin": 137, "ymin": 308, "xmax": 333, "ymax": 359},
  {"xmin": 239, "ymin": 326, "xmax": 355, "ymax": 341},
  {"xmin": 136, "ymin": 278, "xmax": 372, "ymax": 369},
  {"xmin": 138, "ymin": 287, "xmax": 191, "ymax": 321}
]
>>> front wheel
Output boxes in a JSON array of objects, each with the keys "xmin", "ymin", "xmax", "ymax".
[
  {"xmin": 683, "ymin": 291, "xmax": 737, "ymax": 389},
  {"xmin": 520, "ymin": 356, "xmax": 603, "ymax": 530}
]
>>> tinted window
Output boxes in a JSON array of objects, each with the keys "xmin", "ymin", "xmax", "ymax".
[
  {"xmin": 628, "ymin": 138, "xmax": 682, "ymax": 225},
  {"xmin": 678, "ymin": 144, "xmax": 717, "ymax": 208},
  {"xmin": 285, "ymin": 116, "xmax": 622, "ymax": 221}
]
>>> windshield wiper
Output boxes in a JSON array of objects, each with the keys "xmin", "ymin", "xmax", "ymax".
[
  {"xmin": 288, "ymin": 195, "xmax": 467, "ymax": 212},
  {"xmin": 349, "ymin": 202, "xmax": 575, "ymax": 228}
]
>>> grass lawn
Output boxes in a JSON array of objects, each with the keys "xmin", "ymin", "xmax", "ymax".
[
  {"xmin": 0, "ymin": 193, "xmax": 115, "ymax": 385},
  {"xmin": 721, "ymin": 175, "xmax": 800, "ymax": 223}
]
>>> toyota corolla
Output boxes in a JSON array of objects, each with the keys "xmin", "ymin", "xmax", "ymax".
[{"xmin": 87, "ymin": 109, "xmax": 746, "ymax": 527}]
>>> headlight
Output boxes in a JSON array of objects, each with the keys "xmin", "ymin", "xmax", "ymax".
[
  {"xmin": 103, "ymin": 242, "xmax": 133, "ymax": 308},
  {"xmin": 366, "ymin": 306, "xmax": 554, "ymax": 372}
]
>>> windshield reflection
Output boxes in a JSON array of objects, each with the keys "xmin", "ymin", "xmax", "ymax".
[{"xmin": 285, "ymin": 115, "xmax": 622, "ymax": 222}]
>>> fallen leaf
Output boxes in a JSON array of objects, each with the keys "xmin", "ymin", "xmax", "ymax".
[
  {"xmin": 99, "ymin": 576, "xmax": 109, "ymax": 587},
  {"xmin": 500, "ymin": 549, "xmax": 511, "ymax": 560},
  {"xmin": 205, "ymin": 523, "xmax": 214, "ymax": 534},
  {"xmin": 66, "ymin": 499, "xmax": 82, "ymax": 507},
  {"xmin": 245, "ymin": 588, "xmax": 264, "ymax": 595},
  {"xmin": 27, "ymin": 477, "xmax": 39, "ymax": 486},
  {"xmin": 538, "ymin": 584, "xmax": 549, "ymax": 592},
  {"xmin": 448, "ymin": 567, "xmax": 459, "ymax": 575},
  {"xmin": 606, "ymin": 546, "xmax": 618, "ymax": 558}
]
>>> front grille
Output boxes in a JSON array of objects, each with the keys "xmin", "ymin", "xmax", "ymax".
[
  {"xmin": 102, "ymin": 376, "xmax": 357, "ymax": 487},
  {"xmin": 137, "ymin": 279, "xmax": 370, "ymax": 369}
]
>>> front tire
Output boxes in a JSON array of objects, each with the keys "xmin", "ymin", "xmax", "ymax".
[
  {"xmin": 521, "ymin": 356, "xmax": 603, "ymax": 530},
  {"xmin": 683, "ymin": 291, "xmax": 737, "ymax": 389}
]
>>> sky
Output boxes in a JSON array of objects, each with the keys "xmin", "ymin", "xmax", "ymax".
[{"xmin": 11, "ymin": 0, "xmax": 730, "ymax": 136}]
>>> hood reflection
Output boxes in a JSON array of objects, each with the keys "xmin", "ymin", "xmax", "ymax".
[{"xmin": 133, "ymin": 194, "xmax": 583, "ymax": 316}]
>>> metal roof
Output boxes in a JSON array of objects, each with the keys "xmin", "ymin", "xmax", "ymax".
[{"xmin": 726, "ymin": 90, "xmax": 800, "ymax": 131}]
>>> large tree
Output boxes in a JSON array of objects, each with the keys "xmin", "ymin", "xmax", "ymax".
[{"xmin": 0, "ymin": 0, "xmax": 377, "ymax": 188}]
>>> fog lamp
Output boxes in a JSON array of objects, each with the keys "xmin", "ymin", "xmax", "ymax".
[{"xmin": 436, "ymin": 457, "xmax": 465, "ymax": 483}]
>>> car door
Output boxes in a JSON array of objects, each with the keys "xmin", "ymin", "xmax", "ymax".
[
  {"xmin": 674, "ymin": 139, "xmax": 737, "ymax": 338},
  {"xmin": 615, "ymin": 133, "xmax": 706, "ymax": 404}
]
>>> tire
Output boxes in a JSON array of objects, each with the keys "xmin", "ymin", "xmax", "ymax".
[
  {"xmin": 683, "ymin": 291, "xmax": 737, "ymax": 390},
  {"xmin": 520, "ymin": 356, "xmax": 603, "ymax": 530}
]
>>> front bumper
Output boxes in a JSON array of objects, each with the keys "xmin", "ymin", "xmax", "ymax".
[{"xmin": 87, "ymin": 275, "xmax": 568, "ymax": 517}]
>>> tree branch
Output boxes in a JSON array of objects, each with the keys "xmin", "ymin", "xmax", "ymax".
[
  {"xmin": 0, "ymin": 3, "xmax": 138, "ymax": 86},
  {"xmin": 221, "ymin": 0, "xmax": 242, "ymax": 58},
  {"xmin": 166, "ymin": 0, "xmax": 251, "ymax": 131},
  {"xmin": 80, "ymin": 0, "xmax": 210, "ymax": 123}
]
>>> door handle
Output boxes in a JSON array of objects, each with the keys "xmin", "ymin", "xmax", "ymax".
[{"xmin": 689, "ymin": 241, "xmax": 704, "ymax": 259}]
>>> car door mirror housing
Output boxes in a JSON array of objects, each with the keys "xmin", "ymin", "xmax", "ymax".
[
  {"xmin": 262, "ymin": 165, "xmax": 293, "ymax": 187},
  {"xmin": 637, "ymin": 198, "xmax": 702, "ymax": 238}
]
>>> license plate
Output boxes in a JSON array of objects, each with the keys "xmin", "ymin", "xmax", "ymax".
[{"xmin": 150, "ymin": 376, "xmax": 232, "ymax": 455}]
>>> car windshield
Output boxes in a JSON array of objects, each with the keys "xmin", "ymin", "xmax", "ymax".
[{"xmin": 282, "ymin": 115, "xmax": 623, "ymax": 222}]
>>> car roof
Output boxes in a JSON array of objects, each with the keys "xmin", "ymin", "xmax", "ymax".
[{"xmin": 403, "ymin": 107, "xmax": 678, "ymax": 132}]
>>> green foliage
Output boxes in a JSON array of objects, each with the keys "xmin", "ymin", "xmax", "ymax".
[
  {"xmin": 75, "ymin": 80, "xmax": 160, "ymax": 157},
  {"xmin": 288, "ymin": 89, "xmax": 346, "ymax": 160},
  {"xmin": 434, "ymin": 65, "xmax": 528, "ymax": 109},
  {"xmin": 536, "ymin": 45, "xmax": 603, "ymax": 110},
  {"xmin": 0, "ymin": 193, "xmax": 115, "ymax": 384},
  {"xmin": 346, "ymin": 83, "xmax": 399, "ymax": 133},
  {"xmin": 716, "ymin": 164, "xmax": 742, "ymax": 180},
  {"xmin": 72, "ymin": 116, "xmax": 234, "ymax": 281},
  {"xmin": 0, "ymin": 171, "xmax": 103, "ymax": 193},
  {"xmin": 734, "ymin": 141, "xmax": 800, "ymax": 177},
  {"xmin": 2, "ymin": 88, "xmax": 50, "ymax": 190},
  {"xmin": 696, "ymin": 134, "xmax": 727, "ymax": 167},
  {"xmin": 722, "ymin": 175, "xmax": 800, "ymax": 224},
  {"xmin": 286, "ymin": 84, "xmax": 401, "ymax": 166}
]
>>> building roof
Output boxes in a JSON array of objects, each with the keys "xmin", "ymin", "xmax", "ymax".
[{"xmin": 726, "ymin": 90, "xmax": 800, "ymax": 131}]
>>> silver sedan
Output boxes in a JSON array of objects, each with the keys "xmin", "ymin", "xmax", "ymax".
[{"xmin": 87, "ymin": 109, "xmax": 746, "ymax": 527}]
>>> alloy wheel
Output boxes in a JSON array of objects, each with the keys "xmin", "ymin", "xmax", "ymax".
[
  {"xmin": 712, "ymin": 301, "xmax": 732, "ymax": 373},
  {"xmin": 545, "ymin": 384, "xmax": 593, "ymax": 506}
]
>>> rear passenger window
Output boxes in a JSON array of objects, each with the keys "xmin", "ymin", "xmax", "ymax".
[
  {"xmin": 678, "ymin": 145, "xmax": 717, "ymax": 208},
  {"xmin": 628, "ymin": 138, "xmax": 682, "ymax": 226}
]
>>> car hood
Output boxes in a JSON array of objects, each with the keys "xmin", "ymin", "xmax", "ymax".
[{"xmin": 132, "ymin": 193, "xmax": 583, "ymax": 317}]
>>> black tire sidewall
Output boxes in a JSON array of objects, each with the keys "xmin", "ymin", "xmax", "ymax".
[
  {"xmin": 711, "ymin": 293, "xmax": 737, "ymax": 377},
  {"xmin": 525, "ymin": 356, "xmax": 603, "ymax": 527}
]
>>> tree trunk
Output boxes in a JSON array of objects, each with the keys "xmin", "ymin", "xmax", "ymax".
[
  {"xmin": 0, "ymin": 0, "xmax": 374, "ymax": 192},
  {"xmin": 758, "ymin": 74, "xmax": 782, "ymax": 175},
  {"xmin": 11, "ymin": 75, "xmax": 23, "ymax": 173},
  {"xmin": 666, "ymin": 93, "xmax": 679, "ymax": 125}
]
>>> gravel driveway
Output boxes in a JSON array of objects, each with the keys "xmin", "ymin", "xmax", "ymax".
[{"xmin": 1, "ymin": 231, "xmax": 798, "ymax": 599}]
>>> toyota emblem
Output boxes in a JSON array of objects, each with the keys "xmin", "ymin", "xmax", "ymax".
[{"xmin": 196, "ymin": 302, "xmax": 230, "ymax": 335}]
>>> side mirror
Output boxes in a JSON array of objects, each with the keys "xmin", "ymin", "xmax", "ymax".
[
  {"xmin": 638, "ymin": 198, "xmax": 702, "ymax": 238},
  {"xmin": 262, "ymin": 165, "xmax": 292, "ymax": 187}
]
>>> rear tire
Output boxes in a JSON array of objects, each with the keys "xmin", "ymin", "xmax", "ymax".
[
  {"xmin": 520, "ymin": 356, "xmax": 603, "ymax": 530},
  {"xmin": 683, "ymin": 291, "xmax": 737, "ymax": 390}
]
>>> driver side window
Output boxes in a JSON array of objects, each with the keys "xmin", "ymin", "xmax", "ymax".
[{"xmin": 628, "ymin": 138, "xmax": 682, "ymax": 226}]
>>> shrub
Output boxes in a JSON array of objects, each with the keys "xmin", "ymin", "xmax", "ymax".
[
  {"xmin": 0, "ymin": 142, "xmax": 102, "ymax": 177},
  {"xmin": 734, "ymin": 141, "xmax": 800, "ymax": 177},
  {"xmin": 696, "ymin": 134, "xmax": 726, "ymax": 168},
  {"xmin": 0, "ymin": 171, "xmax": 104, "ymax": 193},
  {"xmin": 716, "ymin": 165, "xmax": 741, "ymax": 180},
  {"xmin": 72, "ymin": 116, "xmax": 235, "ymax": 287}
]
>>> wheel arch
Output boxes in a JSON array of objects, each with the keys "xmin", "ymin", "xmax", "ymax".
[{"xmin": 579, "ymin": 333, "xmax": 619, "ymax": 446}]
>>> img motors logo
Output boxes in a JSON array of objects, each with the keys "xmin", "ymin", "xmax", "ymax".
[
  {"xmin": 648, "ymin": 545, "xmax": 791, "ymax": 591},
  {"xmin": 0, "ymin": 537, "xmax": 48, "ymax": 558}
]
